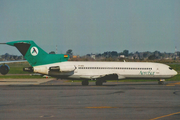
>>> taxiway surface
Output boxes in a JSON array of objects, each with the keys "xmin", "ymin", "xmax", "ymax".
[{"xmin": 0, "ymin": 79, "xmax": 180, "ymax": 120}]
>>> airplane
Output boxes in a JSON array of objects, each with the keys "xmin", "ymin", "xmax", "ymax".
[{"xmin": 0, "ymin": 40, "xmax": 177, "ymax": 85}]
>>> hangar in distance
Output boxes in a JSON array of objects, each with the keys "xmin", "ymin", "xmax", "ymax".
[{"xmin": 0, "ymin": 40, "xmax": 177, "ymax": 85}]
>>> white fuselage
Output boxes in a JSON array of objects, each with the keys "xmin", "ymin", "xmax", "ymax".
[{"xmin": 33, "ymin": 61, "xmax": 177, "ymax": 80}]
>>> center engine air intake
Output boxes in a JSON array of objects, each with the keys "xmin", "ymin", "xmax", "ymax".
[{"xmin": 49, "ymin": 66, "xmax": 60, "ymax": 71}]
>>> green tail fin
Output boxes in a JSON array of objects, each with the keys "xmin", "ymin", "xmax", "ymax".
[{"xmin": 6, "ymin": 40, "xmax": 69, "ymax": 66}]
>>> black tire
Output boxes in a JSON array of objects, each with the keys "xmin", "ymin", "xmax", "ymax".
[
  {"xmin": 158, "ymin": 81, "xmax": 164, "ymax": 85},
  {"xmin": 96, "ymin": 80, "xmax": 103, "ymax": 86},
  {"xmin": 82, "ymin": 80, "xmax": 89, "ymax": 86}
]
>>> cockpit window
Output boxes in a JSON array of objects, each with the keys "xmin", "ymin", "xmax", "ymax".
[{"xmin": 169, "ymin": 67, "xmax": 173, "ymax": 70}]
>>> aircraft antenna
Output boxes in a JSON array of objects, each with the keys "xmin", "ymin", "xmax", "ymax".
[
  {"xmin": 175, "ymin": 46, "xmax": 177, "ymax": 56},
  {"xmin": 56, "ymin": 45, "xmax": 57, "ymax": 54}
]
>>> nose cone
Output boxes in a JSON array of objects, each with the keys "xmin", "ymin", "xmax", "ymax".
[{"xmin": 172, "ymin": 70, "xmax": 178, "ymax": 76}]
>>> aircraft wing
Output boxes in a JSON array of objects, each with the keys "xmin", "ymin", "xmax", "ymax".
[{"xmin": 0, "ymin": 60, "xmax": 27, "ymax": 64}]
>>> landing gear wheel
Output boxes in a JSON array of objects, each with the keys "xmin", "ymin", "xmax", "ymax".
[
  {"xmin": 82, "ymin": 80, "xmax": 89, "ymax": 86},
  {"xmin": 158, "ymin": 81, "xmax": 164, "ymax": 85},
  {"xmin": 96, "ymin": 80, "xmax": 103, "ymax": 86}
]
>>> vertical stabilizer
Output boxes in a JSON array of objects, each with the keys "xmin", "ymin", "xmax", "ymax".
[{"xmin": 6, "ymin": 40, "xmax": 69, "ymax": 66}]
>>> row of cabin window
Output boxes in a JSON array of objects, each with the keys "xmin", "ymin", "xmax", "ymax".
[{"xmin": 78, "ymin": 67, "xmax": 152, "ymax": 70}]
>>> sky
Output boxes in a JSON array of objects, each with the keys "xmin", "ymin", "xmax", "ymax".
[{"xmin": 0, "ymin": 0, "xmax": 180, "ymax": 55}]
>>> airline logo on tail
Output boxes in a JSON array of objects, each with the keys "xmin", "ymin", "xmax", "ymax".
[{"xmin": 30, "ymin": 47, "xmax": 39, "ymax": 56}]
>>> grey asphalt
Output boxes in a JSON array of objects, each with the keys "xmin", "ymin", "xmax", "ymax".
[{"xmin": 0, "ymin": 80, "xmax": 180, "ymax": 120}]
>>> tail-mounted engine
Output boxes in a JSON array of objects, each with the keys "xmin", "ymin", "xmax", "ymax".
[
  {"xmin": 49, "ymin": 65, "xmax": 75, "ymax": 72},
  {"xmin": 23, "ymin": 66, "xmax": 48, "ymax": 75}
]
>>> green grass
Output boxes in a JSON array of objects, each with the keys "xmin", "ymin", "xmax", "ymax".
[
  {"xmin": 8, "ymin": 67, "xmax": 32, "ymax": 74},
  {"xmin": 167, "ymin": 74, "xmax": 180, "ymax": 81},
  {"xmin": 7, "ymin": 62, "xmax": 33, "ymax": 74}
]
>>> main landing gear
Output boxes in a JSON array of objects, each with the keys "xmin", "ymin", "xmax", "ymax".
[
  {"xmin": 82, "ymin": 80, "xmax": 89, "ymax": 86},
  {"xmin": 81, "ymin": 80, "xmax": 104, "ymax": 86},
  {"xmin": 158, "ymin": 79, "xmax": 165, "ymax": 85},
  {"xmin": 96, "ymin": 80, "xmax": 103, "ymax": 86}
]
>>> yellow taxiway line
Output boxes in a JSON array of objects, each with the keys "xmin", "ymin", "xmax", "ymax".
[
  {"xmin": 166, "ymin": 82, "xmax": 180, "ymax": 86},
  {"xmin": 150, "ymin": 111, "xmax": 180, "ymax": 120},
  {"xmin": 86, "ymin": 106, "xmax": 117, "ymax": 109}
]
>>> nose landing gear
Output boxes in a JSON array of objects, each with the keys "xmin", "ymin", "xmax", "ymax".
[{"xmin": 158, "ymin": 79, "xmax": 165, "ymax": 85}]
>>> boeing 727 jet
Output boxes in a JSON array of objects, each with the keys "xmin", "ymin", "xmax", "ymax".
[{"xmin": 0, "ymin": 40, "xmax": 177, "ymax": 85}]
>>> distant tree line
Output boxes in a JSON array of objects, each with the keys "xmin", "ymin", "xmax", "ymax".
[
  {"xmin": 0, "ymin": 53, "xmax": 24, "ymax": 61},
  {"xmin": 1, "ymin": 50, "xmax": 180, "ymax": 61},
  {"xmin": 85, "ymin": 50, "xmax": 180, "ymax": 61}
]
